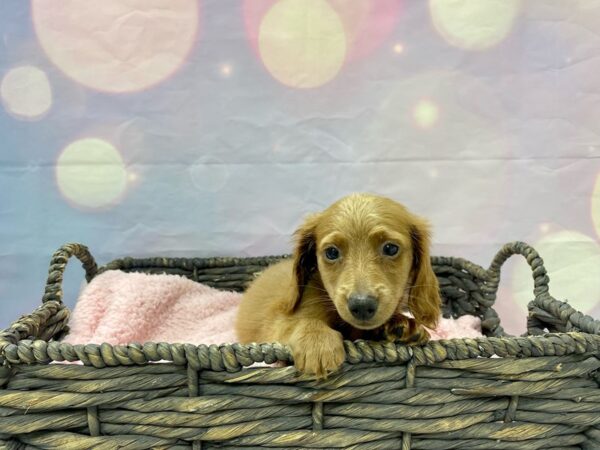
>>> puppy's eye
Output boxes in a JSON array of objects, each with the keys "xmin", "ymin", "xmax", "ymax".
[
  {"xmin": 324, "ymin": 246, "xmax": 340, "ymax": 261},
  {"xmin": 382, "ymin": 242, "xmax": 399, "ymax": 257}
]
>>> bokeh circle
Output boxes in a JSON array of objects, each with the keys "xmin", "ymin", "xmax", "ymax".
[
  {"xmin": 1, "ymin": 65, "xmax": 52, "ymax": 119},
  {"xmin": 429, "ymin": 0, "xmax": 520, "ymax": 50},
  {"xmin": 257, "ymin": 0, "xmax": 347, "ymax": 89},
  {"xmin": 32, "ymin": 0, "xmax": 199, "ymax": 93},
  {"xmin": 56, "ymin": 138, "xmax": 128, "ymax": 209}
]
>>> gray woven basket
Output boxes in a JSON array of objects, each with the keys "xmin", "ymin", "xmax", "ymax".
[{"xmin": 1, "ymin": 241, "xmax": 599, "ymax": 449}]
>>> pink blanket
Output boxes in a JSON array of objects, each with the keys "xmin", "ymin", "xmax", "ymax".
[{"xmin": 63, "ymin": 270, "xmax": 482, "ymax": 346}]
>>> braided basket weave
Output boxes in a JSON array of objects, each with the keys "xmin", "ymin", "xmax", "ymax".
[{"xmin": 1, "ymin": 242, "xmax": 599, "ymax": 449}]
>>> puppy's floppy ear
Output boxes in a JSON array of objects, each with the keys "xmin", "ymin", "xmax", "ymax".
[
  {"xmin": 408, "ymin": 217, "xmax": 441, "ymax": 329},
  {"xmin": 286, "ymin": 213, "xmax": 321, "ymax": 313}
]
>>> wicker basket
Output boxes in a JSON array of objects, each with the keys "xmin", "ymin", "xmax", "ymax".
[{"xmin": 1, "ymin": 242, "xmax": 599, "ymax": 449}]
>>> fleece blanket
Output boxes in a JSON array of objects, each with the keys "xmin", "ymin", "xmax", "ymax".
[{"xmin": 62, "ymin": 270, "xmax": 483, "ymax": 346}]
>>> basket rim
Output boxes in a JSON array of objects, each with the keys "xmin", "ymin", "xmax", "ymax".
[
  {"xmin": 96, "ymin": 254, "xmax": 487, "ymax": 270},
  {"xmin": 2, "ymin": 327, "xmax": 599, "ymax": 370},
  {"xmin": 98, "ymin": 254, "xmax": 287, "ymax": 273},
  {"xmin": 3, "ymin": 241, "xmax": 600, "ymax": 370}
]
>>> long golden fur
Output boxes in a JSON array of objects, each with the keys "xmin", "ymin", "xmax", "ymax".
[{"xmin": 236, "ymin": 193, "xmax": 441, "ymax": 378}]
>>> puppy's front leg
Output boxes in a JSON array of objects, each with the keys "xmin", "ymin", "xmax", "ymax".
[{"xmin": 284, "ymin": 319, "xmax": 345, "ymax": 378}]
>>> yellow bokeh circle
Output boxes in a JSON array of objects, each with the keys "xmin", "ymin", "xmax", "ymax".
[
  {"xmin": 32, "ymin": 0, "xmax": 199, "ymax": 93},
  {"xmin": 1, "ymin": 65, "xmax": 52, "ymax": 119},
  {"xmin": 258, "ymin": 0, "xmax": 347, "ymax": 88},
  {"xmin": 429, "ymin": 0, "xmax": 520, "ymax": 50},
  {"xmin": 56, "ymin": 138, "xmax": 128, "ymax": 209},
  {"xmin": 511, "ymin": 230, "xmax": 600, "ymax": 313},
  {"xmin": 413, "ymin": 99, "xmax": 439, "ymax": 129},
  {"xmin": 393, "ymin": 43, "xmax": 404, "ymax": 54}
]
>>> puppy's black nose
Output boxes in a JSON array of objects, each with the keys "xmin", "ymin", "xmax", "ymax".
[{"xmin": 348, "ymin": 294, "xmax": 378, "ymax": 321}]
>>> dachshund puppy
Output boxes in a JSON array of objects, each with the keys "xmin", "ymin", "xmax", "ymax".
[{"xmin": 236, "ymin": 193, "xmax": 441, "ymax": 378}]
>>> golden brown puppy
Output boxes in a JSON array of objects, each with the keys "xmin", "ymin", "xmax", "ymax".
[{"xmin": 236, "ymin": 193, "xmax": 441, "ymax": 378}]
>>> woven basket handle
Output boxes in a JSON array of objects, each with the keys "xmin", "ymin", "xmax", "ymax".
[
  {"xmin": 42, "ymin": 243, "xmax": 98, "ymax": 304},
  {"xmin": 483, "ymin": 241, "xmax": 551, "ymax": 301},
  {"xmin": 487, "ymin": 243, "xmax": 600, "ymax": 336}
]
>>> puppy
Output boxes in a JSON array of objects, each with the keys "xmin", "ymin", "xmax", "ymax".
[{"xmin": 236, "ymin": 193, "xmax": 441, "ymax": 378}]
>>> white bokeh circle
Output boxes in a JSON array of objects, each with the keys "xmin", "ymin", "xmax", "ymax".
[
  {"xmin": 1, "ymin": 65, "xmax": 52, "ymax": 119},
  {"xmin": 189, "ymin": 157, "xmax": 230, "ymax": 192},
  {"xmin": 32, "ymin": 0, "xmax": 199, "ymax": 93}
]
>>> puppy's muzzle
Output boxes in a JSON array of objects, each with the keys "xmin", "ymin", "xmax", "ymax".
[{"xmin": 348, "ymin": 293, "xmax": 378, "ymax": 321}]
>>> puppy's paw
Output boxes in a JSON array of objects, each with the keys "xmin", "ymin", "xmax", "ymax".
[
  {"xmin": 291, "ymin": 326, "xmax": 345, "ymax": 379},
  {"xmin": 384, "ymin": 315, "xmax": 431, "ymax": 345},
  {"xmin": 403, "ymin": 325, "xmax": 430, "ymax": 345},
  {"xmin": 382, "ymin": 316, "xmax": 406, "ymax": 341}
]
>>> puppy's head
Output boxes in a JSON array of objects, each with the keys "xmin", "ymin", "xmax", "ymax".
[{"xmin": 289, "ymin": 193, "xmax": 440, "ymax": 330}]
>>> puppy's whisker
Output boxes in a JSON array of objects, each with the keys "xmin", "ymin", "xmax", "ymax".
[
  {"xmin": 405, "ymin": 284, "xmax": 439, "ymax": 290},
  {"xmin": 311, "ymin": 296, "xmax": 340, "ymax": 313},
  {"xmin": 297, "ymin": 284, "xmax": 330, "ymax": 295},
  {"xmin": 403, "ymin": 291, "xmax": 424, "ymax": 297}
]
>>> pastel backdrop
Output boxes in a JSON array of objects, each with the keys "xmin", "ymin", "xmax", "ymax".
[{"xmin": 1, "ymin": 0, "xmax": 600, "ymax": 335}]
